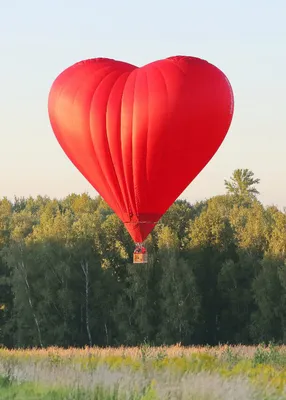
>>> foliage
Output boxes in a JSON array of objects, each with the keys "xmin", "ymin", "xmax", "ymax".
[
  {"xmin": 0, "ymin": 169, "xmax": 285, "ymax": 347},
  {"xmin": 224, "ymin": 168, "xmax": 260, "ymax": 199}
]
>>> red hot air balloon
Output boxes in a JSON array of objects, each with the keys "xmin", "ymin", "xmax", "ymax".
[{"xmin": 48, "ymin": 56, "xmax": 234, "ymax": 248}]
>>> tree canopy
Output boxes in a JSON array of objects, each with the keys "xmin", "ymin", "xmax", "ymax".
[{"xmin": 0, "ymin": 169, "xmax": 284, "ymax": 348}]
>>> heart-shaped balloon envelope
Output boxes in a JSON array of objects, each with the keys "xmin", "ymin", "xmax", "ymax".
[{"xmin": 48, "ymin": 56, "xmax": 234, "ymax": 242}]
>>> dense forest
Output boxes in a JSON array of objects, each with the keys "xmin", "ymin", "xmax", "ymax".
[{"xmin": 0, "ymin": 168, "xmax": 285, "ymax": 348}]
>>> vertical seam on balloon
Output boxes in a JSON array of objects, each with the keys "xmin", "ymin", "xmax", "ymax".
[
  {"xmin": 148, "ymin": 64, "xmax": 177, "ymax": 219},
  {"xmin": 153, "ymin": 65, "xmax": 170, "ymax": 110},
  {"xmin": 152, "ymin": 64, "xmax": 170, "ymax": 153},
  {"xmin": 106, "ymin": 71, "xmax": 134, "ymax": 219},
  {"xmin": 120, "ymin": 70, "xmax": 138, "ymax": 219},
  {"xmin": 104, "ymin": 72, "xmax": 133, "ymax": 219},
  {"xmin": 144, "ymin": 68, "xmax": 149, "ymax": 193},
  {"xmin": 87, "ymin": 69, "xmax": 126, "ymax": 216},
  {"xmin": 118, "ymin": 73, "xmax": 134, "ymax": 220},
  {"xmin": 131, "ymin": 70, "xmax": 139, "ymax": 217}
]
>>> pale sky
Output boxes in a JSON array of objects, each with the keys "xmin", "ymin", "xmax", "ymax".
[{"xmin": 1, "ymin": 0, "xmax": 285, "ymax": 208}]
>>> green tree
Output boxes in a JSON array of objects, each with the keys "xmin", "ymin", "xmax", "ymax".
[
  {"xmin": 224, "ymin": 169, "xmax": 260, "ymax": 199},
  {"xmin": 186, "ymin": 197, "xmax": 236, "ymax": 344},
  {"xmin": 229, "ymin": 201, "xmax": 270, "ymax": 258},
  {"xmin": 218, "ymin": 252, "xmax": 258, "ymax": 343},
  {"xmin": 156, "ymin": 227, "xmax": 200, "ymax": 344},
  {"xmin": 0, "ymin": 166, "xmax": 284, "ymax": 348},
  {"xmin": 251, "ymin": 256, "xmax": 286, "ymax": 343}
]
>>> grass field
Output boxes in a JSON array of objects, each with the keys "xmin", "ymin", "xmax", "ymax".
[{"xmin": 1, "ymin": 344, "xmax": 286, "ymax": 399}]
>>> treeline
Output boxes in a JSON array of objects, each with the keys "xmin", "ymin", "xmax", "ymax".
[{"xmin": 0, "ymin": 168, "xmax": 286, "ymax": 348}]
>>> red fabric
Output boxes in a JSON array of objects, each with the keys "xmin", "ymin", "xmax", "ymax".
[{"xmin": 48, "ymin": 56, "xmax": 234, "ymax": 242}]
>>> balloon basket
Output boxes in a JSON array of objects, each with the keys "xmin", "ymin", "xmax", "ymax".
[
  {"xmin": 133, "ymin": 252, "xmax": 148, "ymax": 264},
  {"xmin": 133, "ymin": 243, "xmax": 148, "ymax": 264}
]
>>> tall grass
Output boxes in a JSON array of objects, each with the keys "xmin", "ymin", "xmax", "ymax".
[{"xmin": 1, "ymin": 344, "xmax": 286, "ymax": 399}]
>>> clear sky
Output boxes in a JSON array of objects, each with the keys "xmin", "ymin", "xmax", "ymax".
[{"xmin": 1, "ymin": 0, "xmax": 285, "ymax": 208}]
